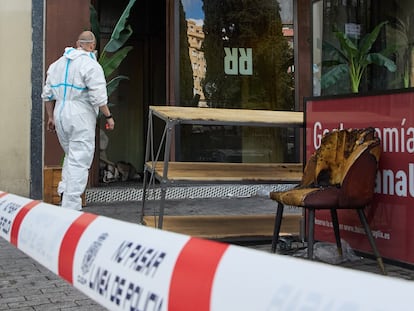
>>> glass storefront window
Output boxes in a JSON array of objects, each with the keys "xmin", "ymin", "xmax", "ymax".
[
  {"xmin": 178, "ymin": 0, "xmax": 295, "ymax": 163},
  {"xmin": 313, "ymin": 0, "xmax": 414, "ymax": 96}
]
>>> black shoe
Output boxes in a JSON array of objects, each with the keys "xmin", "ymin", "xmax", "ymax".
[{"xmin": 58, "ymin": 193, "xmax": 63, "ymax": 206}]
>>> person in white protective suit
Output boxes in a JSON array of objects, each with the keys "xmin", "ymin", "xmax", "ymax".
[{"xmin": 42, "ymin": 31, "xmax": 115, "ymax": 210}]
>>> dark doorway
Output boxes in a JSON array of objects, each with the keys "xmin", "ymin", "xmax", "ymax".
[{"xmin": 94, "ymin": 0, "xmax": 166, "ymax": 185}]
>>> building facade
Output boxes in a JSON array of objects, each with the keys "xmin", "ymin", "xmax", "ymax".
[
  {"xmin": 0, "ymin": 0, "xmax": 41, "ymax": 198},
  {"xmin": 187, "ymin": 19, "xmax": 207, "ymax": 106},
  {"xmin": 1, "ymin": 0, "xmax": 413, "ymax": 200}
]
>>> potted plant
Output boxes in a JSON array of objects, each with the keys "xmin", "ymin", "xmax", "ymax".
[{"xmin": 321, "ymin": 21, "xmax": 397, "ymax": 93}]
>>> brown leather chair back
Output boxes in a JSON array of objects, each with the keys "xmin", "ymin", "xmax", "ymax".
[{"xmin": 303, "ymin": 128, "xmax": 381, "ymax": 207}]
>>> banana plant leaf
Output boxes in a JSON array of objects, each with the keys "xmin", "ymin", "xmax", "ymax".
[
  {"xmin": 321, "ymin": 64, "xmax": 348, "ymax": 89},
  {"xmin": 322, "ymin": 41, "xmax": 348, "ymax": 63},
  {"xmin": 103, "ymin": 0, "xmax": 137, "ymax": 53},
  {"xmin": 89, "ymin": 0, "xmax": 136, "ymax": 109},
  {"xmin": 107, "ymin": 75, "xmax": 130, "ymax": 97},
  {"xmin": 359, "ymin": 21, "xmax": 387, "ymax": 56},
  {"xmin": 100, "ymin": 46, "xmax": 133, "ymax": 78},
  {"xmin": 367, "ymin": 53, "xmax": 397, "ymax": 72},
  {"xmin": 335, "ymin": 32, "xmax": 358, "ymax": 58}
]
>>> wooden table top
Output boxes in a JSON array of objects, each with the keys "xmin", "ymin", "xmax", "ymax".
[
  {"xmin": 150, "ymin": 106, "xmax": 304, "ymax": 127},
  {"xmin": 146, "ymin": 162, "xmax": 303, "ymax": 183}
]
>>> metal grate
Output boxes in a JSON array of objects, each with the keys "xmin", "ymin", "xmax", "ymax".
[{"xmin": 85, "ymin": 183, "xmax": 297, "ymax": 203}]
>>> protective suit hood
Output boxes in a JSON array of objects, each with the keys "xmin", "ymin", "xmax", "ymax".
[{"xmin": 63, "ymin": 47, "xmax": 97, "ymax": 61}]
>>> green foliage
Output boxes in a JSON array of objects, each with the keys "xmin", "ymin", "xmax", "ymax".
[
  {"xmin": 106, "ymin": 75, "xmax": 130, "ymax": 97},
  {"xmin": 101, "ymin": 0, "xmax": 136, "ymax": 53},
  {"xmin": 90, "ymin": 0, "xmax": 136, "ymax": 97},
  {"xmin": 99, "ymin": 46, "xmax": 133, "ymax": 82},
  {"xmin": 388, "ymin": 17, "xmax": 412, "ymax": 88},
  {"xmin": 321, "ymin": 21, "xmax": 397, "ymax": 93}
]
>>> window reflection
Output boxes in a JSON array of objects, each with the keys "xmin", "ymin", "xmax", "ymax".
[
  {"xmin": 313, "ymin": 0, "xmax": 414, "ymax": 96},
  {"xmin": 179, "ymin": 0, "xmax": 295, "ymax": 163},
  {"xmin": 187, "ymin": 19, "xmax": 207, "ymax": 106}
]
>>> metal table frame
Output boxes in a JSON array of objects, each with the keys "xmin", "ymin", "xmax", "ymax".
[{"xmin": 140, "ymin": 106, "xmax": 304, "ymax": 229}]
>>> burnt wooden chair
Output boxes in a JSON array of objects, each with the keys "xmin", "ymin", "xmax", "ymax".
[{"xmin": 270, "ymin": 127, "xmax": 386, "ymax": 274}]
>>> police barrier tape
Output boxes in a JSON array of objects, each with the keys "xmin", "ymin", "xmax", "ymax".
[{"xmin": 1, "ymin": 191, "xmax": 414, "ymax": 310}]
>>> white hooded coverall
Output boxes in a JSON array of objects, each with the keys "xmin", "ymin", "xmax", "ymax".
[{"xmin": 42, "ymin": 47, "xmax": 108, "ymax": 210}]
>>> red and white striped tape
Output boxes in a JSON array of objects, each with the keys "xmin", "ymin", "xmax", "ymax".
[{"xmin": 1, "ymin": 191, "xmax": 413, "ymax": 310}]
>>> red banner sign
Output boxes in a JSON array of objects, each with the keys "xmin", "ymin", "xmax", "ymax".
[{"xmin": 305, "ymin": 90, "xmax": 414, "ymax": 265}]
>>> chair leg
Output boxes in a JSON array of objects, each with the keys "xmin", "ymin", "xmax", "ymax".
[
  {"xmin": 307, "ymin": 209, "xmax": 315, "ymax": 260},
  {"xmin": 357, "ymin": 209, "xmax": 387, "ymax": 275},
  {"xmin": 271, "ymin": 203, "xmax": 284, "ymax": 253},
  {"xmin": 330, "ymin": 209, "xmax": 343, "ymax": 257}
]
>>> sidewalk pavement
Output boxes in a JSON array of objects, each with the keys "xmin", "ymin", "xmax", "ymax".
[{"xmin": 1, "ymin": 197, "xmax": 414, "ymax": 310}]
